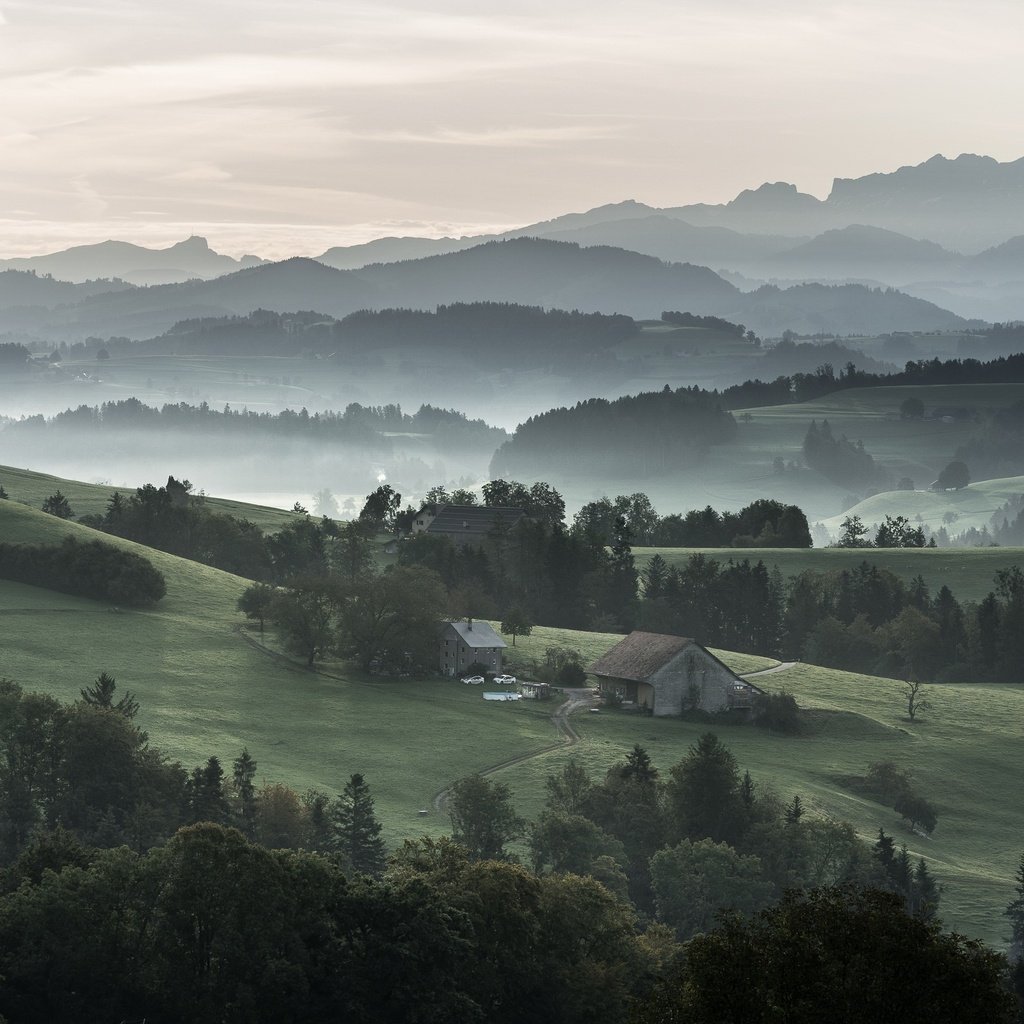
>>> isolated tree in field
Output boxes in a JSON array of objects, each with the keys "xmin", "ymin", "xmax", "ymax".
[
  {"xmin": 903, "ymin": 678, "xmax": 930, "ymax": 721},
  {"xmin": 79, "ymin": 671, "xmax": 140, "ymax": 720},
  {"xmin": 331, "ymin": 773, "xmax": 387, "ymax": 876},
  {"xmin": 895, "ymin": 791, "xmax": 938, "ymax": 834},
  {"xmin": 500, "ymin": 606, "xmax": 534, "ymax": 646},
  {"xmin": 936, "ymin": 460, "xmax": 970, "ymax": 490},
  {"xmin": 0, "ymin": 483, "xmax": 7, "ymax": 499},
  {"xmin": 236, "ymin": 583, "xmax": 274, "ymax": 634},
  {"xmin": 42, "ymin": 490, "xmax": 74, "ymax": 519},
  {"xmin": 448, "ymin": 774, "xmax": 524, "ymax": 860}
]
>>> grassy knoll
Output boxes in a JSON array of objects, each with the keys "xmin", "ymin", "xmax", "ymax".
[
  {"xmin": 817, "ymin": 475, "xmax": 1024, "ymax": 538},
  {"xmin": 0, "ymin": 462, "xmax": 300, "ymax": 532},
  {"xmin": 635, "ymin": 545, "xmax": 1024, "ymax": 604}
]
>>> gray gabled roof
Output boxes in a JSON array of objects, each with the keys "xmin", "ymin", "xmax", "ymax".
[
  {"xmin": 426, "ymin": 504, "xmax": 525, "ymax": 539},
  {"xmin": 446, "ymin": 619, "xmax": 507, "ymax": 649}
]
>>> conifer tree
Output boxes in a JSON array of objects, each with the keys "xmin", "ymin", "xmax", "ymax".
[
  {"xmin": 232, "ymin": 748, "xmax": 258, "ymax": 839},
  {"xmin": 331, "ymin": 773, "xmax": 387, "ymax": 876}
]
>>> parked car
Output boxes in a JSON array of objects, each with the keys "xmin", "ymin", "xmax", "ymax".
[
  {"xmin": 461, "ymin": 675, "xmax": 484, "ymax": 685},
  {"xmin": 492, "ymin": 674, "xmax": 517, "ymax": 685}
]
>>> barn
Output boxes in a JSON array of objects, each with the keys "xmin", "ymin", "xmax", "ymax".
[{"xmin": 590, "ymin": 631, "xmax": 762, "ymax": 716}]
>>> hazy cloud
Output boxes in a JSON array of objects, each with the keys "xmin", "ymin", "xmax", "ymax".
[{"xmin": 1, "ymin": 0, "xmax": 1023, "ymax": 256}]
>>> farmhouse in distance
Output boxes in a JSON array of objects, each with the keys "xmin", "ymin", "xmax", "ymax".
[
  {"xmin": 440, "ymin": 618, "xmax": 507, "ymax": 676},
  {"xmin": 412, "ymin": 503, "xmax": 526, "ymax": 546},
  {"xmin": 591, "ymin": 631, "xmax": 763, "ymax": 716}
]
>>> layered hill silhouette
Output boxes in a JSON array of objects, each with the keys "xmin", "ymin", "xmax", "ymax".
[
  {"xmin": 0, "ymin": 236, "xmax": 266, "ymax": 286},
  {"xmin": 1, "ymin": 238, "xmax": 973, "ymax": 341}
]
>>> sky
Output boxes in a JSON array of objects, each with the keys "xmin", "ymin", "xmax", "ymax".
[{"xmin": 2, "ymin": 0, "xmax": 1023, "ymax": 259}]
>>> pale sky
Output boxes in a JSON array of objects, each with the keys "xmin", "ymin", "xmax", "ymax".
[{"xmin": 2, "ymin": 0, "xmax": 1023, "ymax": 258}]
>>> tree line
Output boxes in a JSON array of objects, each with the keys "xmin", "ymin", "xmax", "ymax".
[
  {"xmin": 640, "ymin": 553, "xmax": 1024, "ymax": 685},
  {"xmin": 8, "ymin": 396, "xmax": 504, "ymax": 451}
]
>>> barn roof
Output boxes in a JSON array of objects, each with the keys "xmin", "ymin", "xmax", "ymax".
[{"xmin": 590, "ymin": 631, "xmax": 695, "ymax": 682}]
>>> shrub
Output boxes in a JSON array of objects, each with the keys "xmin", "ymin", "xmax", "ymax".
[{"xmin": 754, "ymin": 690, "xmax": 801, "ymax": 734}]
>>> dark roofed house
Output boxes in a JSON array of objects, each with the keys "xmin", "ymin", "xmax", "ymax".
[
  {"xmin": 424, "ymin": 504, "xmax": 525, "ymax": 547},
  {"xmin": 590, "ymin": 631, "xmax": 762, "ymax": 716},
  {"xmin": 440, "ymin": 619, "xmax": 507, "ymax": 676}
]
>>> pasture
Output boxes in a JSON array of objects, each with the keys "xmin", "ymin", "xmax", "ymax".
[{"xmin": 1, "ymin": 499, "xmax": 1020, "ymax": 946}]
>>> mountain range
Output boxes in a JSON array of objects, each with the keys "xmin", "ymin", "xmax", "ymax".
[
  {"xmin": 2, "ymin": 152, "xmax": 1023, "ymax": 333},
  {"xmin": 0, "ymin": 238, "xmax": 975, "ymax": 343}
]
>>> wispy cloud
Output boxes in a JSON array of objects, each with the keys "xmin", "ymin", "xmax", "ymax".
[{"xmin": 1, "ymin": 0, "xmax": 1023, "ymax": 256}]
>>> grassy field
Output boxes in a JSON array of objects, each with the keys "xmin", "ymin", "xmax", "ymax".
[
  {"xmin": 0, "ymin": 462, "xmax": 299, "ymax": 532},
  {"xmin": 635, "ymin": 545, "xmax": 1024, "ymax": 604},
  {"xmin": 496, "ymin": 660, "xmax": 1024, "ymax": 947},
  {"xmin": 817, "ymin": 475, "xmax": 1024, "ymax": 539},
  {"xmin": 1, "ymin": 499, "xmax": 1020, "ymax": 946},
  {"xmin": 0, "ymin": 501, "xmax": 560, "ymax": 846}
]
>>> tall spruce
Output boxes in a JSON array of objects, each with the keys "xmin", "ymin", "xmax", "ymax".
[{"xmin": 331, "ymin": 773, "xmax": 387, "ymax": 876}]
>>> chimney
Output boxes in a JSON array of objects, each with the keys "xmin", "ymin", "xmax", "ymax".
[{"xmin": 467, "ymin": 617, "xmax": 473, "ymax": 630}]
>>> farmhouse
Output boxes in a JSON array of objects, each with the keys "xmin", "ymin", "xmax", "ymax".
[
  {"xmin": 415, "ymin": 504, "xmax": 525, "ymax": 547},
  {"xmin": 440, "ymin": 619, "xmax": 507, "ymax": 676},
  {"xmin": 590, "ymin": 631, "xmax": 763, "ymax": 716}
]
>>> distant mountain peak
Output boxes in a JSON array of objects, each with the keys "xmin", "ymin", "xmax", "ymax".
[
  {"xmin": 170, "ymin": 235, "xmax": 213, "ymax": 252},
  {"xmin": 726, "ymin": 181, "xmax": 823, "ymax": 211}
]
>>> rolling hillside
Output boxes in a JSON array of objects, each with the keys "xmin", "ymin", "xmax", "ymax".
[{"xmin": 1, "ymin": 497, "xmax": 1020, "ymax": 944}]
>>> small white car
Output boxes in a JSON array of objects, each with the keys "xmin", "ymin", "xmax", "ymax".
[
  {"xmin": 461, "ymin": 675, "xmax": 484, "ymax": 685},
  {"xmin": 492, "ymin": 674, "xmax": 517, "ymax": 685}
]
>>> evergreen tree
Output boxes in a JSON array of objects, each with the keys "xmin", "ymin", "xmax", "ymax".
[
  {"xmin": 912, "ymin": 857, "xmax": 941, "ymax": 921},
  {"xmin": 232, "ymin": 748, "xmax": 258, "ymax": 839},
  {"xmin": 79, "ymin": 671, "xmax": 140, "ymax": 720},
  {"xmin": 331, "ymin": 773, "xmax": 387, "ymax": 876},
  {"xmin": 189, "ymin": 756, "xmax": 230, "ymax": 825}
]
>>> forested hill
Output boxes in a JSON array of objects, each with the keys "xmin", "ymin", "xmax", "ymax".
[
  {"xmin": 490, "ymin": 387, "xmax": 736, "ymax": 479},
  {"xmin": 7, "ymin": 398, "xmax": 506, "ymax": 452},
  {"xmin": 115, "ymin": 303, "xmax": 638, "ymax": 366}
]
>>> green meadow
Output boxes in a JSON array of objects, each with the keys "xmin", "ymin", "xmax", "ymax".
[
  {"xmin": 0, "ymin": 462, "xmax": 298, "ymax": 531},
  {"xmin": 1, "ymin": 488, "xmax": 1021, "ymax": 947},
  {"xmin": 818, "ymin": 475, "xmax": 1024, "ymax": 538}
]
